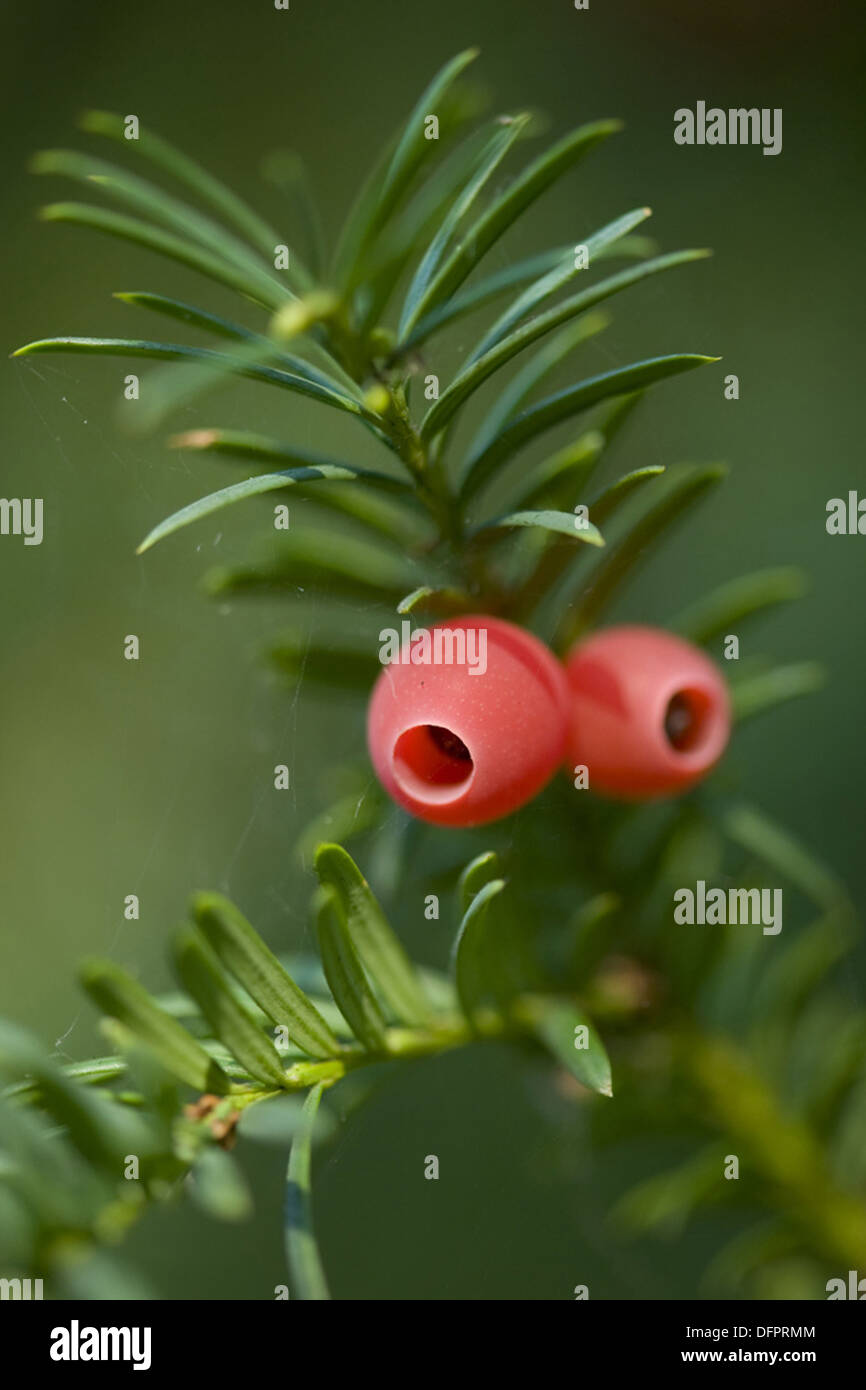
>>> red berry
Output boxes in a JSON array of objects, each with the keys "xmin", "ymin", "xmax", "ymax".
[
  {"xmin": 564, "ymin": 625, "xmax": 731, "ymax": 800},
  {"xmin": 367, "ymin": 615, "xmax": 569, "ymax": 827}
]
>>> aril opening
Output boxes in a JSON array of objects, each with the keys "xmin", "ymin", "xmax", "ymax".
[
  {"xmin": 664, "ymin": 689, "xmax": 714, "ymax": 753},
  {"xmin": 392, "ymin": 724, "xmax": 475, "ymax": 803}
]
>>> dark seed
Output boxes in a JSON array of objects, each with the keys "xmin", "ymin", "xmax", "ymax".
[
  {"xmin": 664, "ymin": 693, "xmax": 695, "ymax": 750},
  {"xmin": 427, "ymin": 725, "xmax": 472, "ymax": 761}
]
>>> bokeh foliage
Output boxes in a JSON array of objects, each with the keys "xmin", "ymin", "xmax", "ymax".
[{"xmin": 2, "ymin": 5, "xmax": 864, "ymax": 1300}]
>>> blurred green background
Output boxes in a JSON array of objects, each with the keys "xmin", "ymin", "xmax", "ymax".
[{"xmin": 1, "ymin": 0, "xmax": 863, "ymax": 1298}]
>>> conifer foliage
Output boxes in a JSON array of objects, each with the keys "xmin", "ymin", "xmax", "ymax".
[{"xmin": 5, "ymin": 53, "xmax": 861, "ymax": 1300}]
